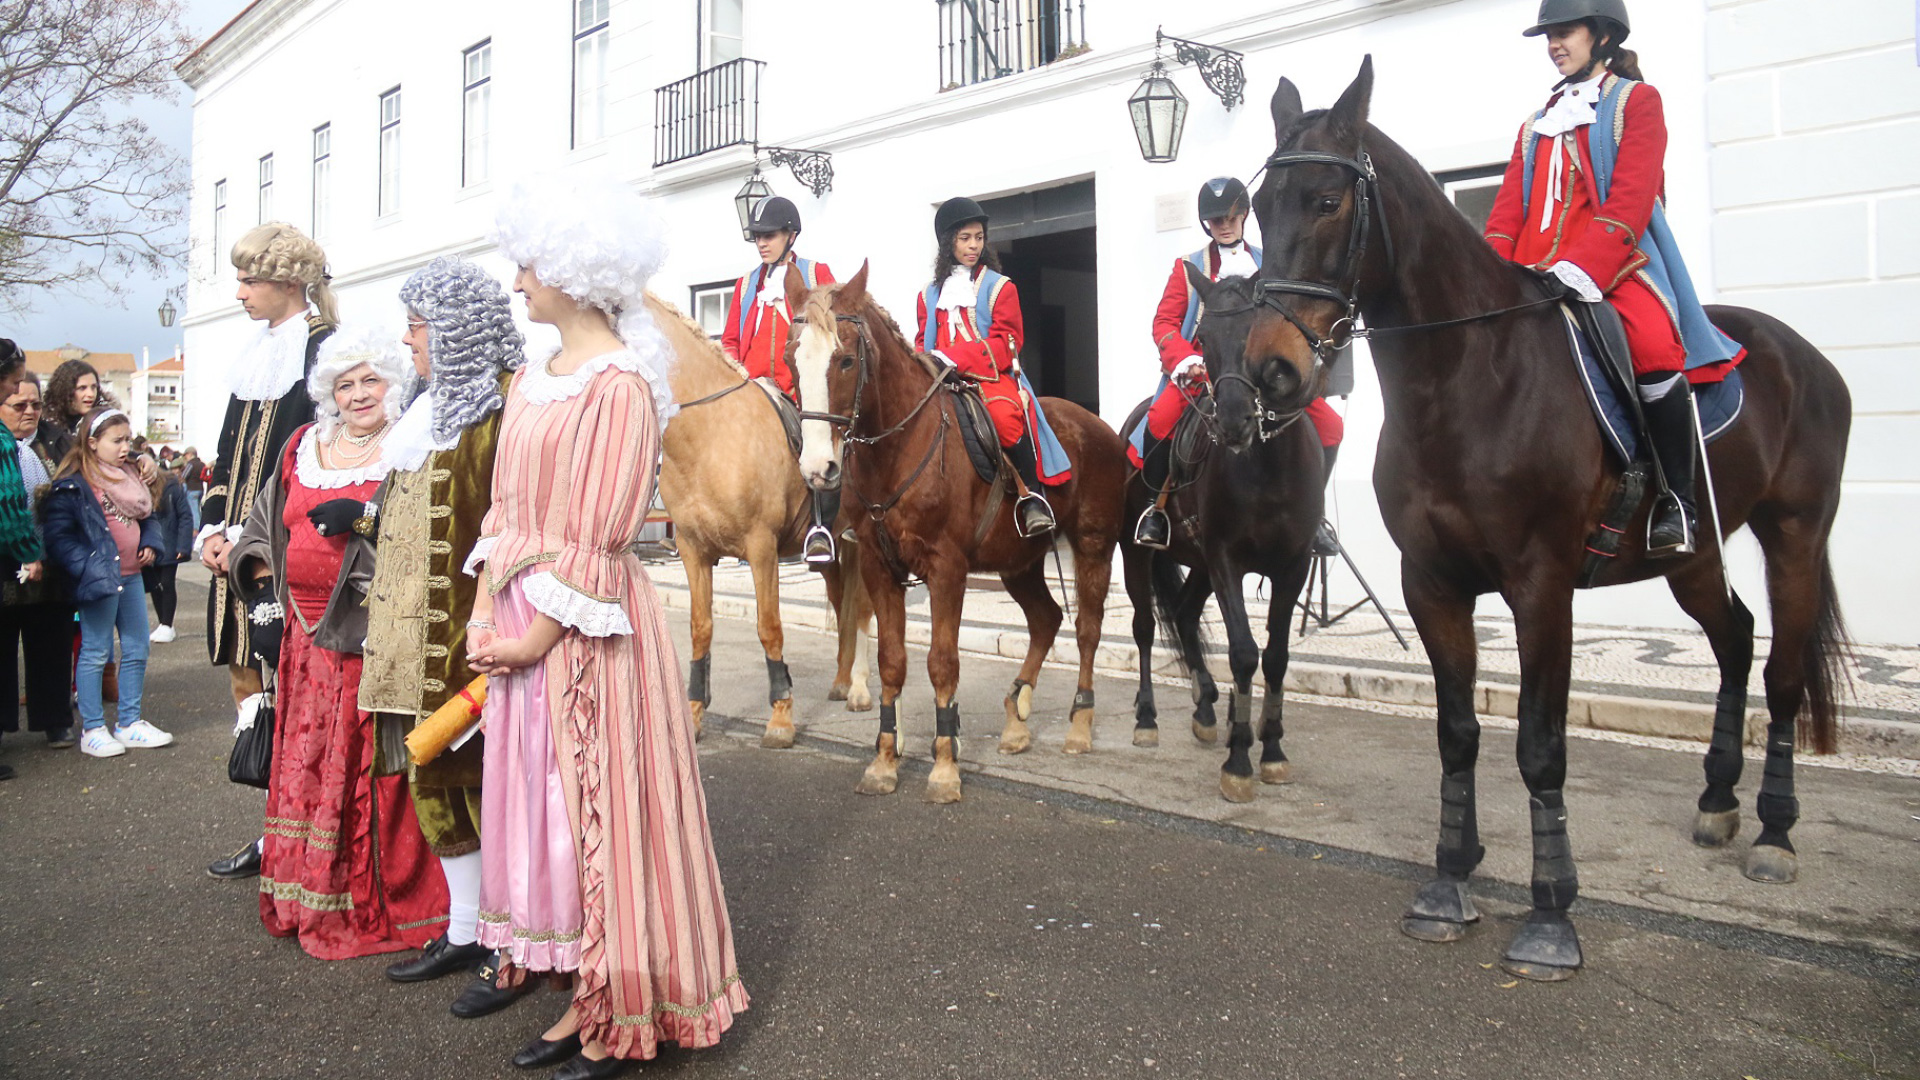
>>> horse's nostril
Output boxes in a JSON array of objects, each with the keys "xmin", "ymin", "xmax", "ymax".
[{"xmin": 821, "ymin": 460, "xmax": 842, "ymax": 486}]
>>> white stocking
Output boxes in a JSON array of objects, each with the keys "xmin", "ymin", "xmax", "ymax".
[{"xmin": 440, "ymin": 850, "xmax": 483, "ymax": 946}]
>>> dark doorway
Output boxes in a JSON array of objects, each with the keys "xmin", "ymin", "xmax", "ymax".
[{"xmin": 979, "ymin": 179, "xmax": 1099, "ymax": 414}]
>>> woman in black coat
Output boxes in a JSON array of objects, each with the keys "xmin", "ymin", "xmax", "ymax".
[{"xmin": 140, "ymin": 452, "xmax": 194, "ymax": 642}]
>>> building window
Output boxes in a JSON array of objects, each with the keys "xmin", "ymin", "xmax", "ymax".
[
  {"xmin": 212, "ymin": 179, "xmax": 227, "ymax": 269},
  {"xmin": 1434, "ymin": 164, "xmax": 1506, "ymax": 232},
  {"xmin": 690, "ymin": 280, "xmax": 734, "ymax": 339},
  {"xmin": 463, "ymin": 40, "xmax": 493, "ymax": 187},
  {"xmin": 699, "ymin": 0, "xmax": 743, "ymax": 67},
  {"xmin": 378, "ymin": 87, "xmax": 402, "ymax": 215},
  {"xmin": 311, "ymin": 124, "xmax": 331, "ymax": 239},
  {"xmin": 572, "ymin": 0, "xmax": 610, "ymax": 148},
  {"xmin": 257, "ymin": 154, "xmax": 274, "ymax": 222}
]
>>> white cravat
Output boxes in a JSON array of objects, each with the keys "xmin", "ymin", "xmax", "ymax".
[
  {"xmin": 754, "ymin": 264, "xmax": 788, "ymax": 308},
  {"xmin": 228, "ymin": 311, "xmax": 313, "ymax": 401},
  {"xmin": 1532, "ymin": 72, "xmax": 1606, "ymax": 234},
  {"xmin": 1215, "ymin": 241, "xmax": 1258, "ymax": 280},
  {"xmin": 936, "ymin": 265, "xmax": 978, "ymax": 340},
  {"xmin": 381, "ymin": 393, "xmax": 458, "ymax": 473}
]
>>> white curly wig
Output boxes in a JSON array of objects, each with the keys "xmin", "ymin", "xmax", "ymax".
[
  {"xmin": 490, "ymin": 169, "xmax": 677, "ymax": 432},
  {"xmin": 308, "ymin": 325, "xmax": 416, "ymax": 439}
]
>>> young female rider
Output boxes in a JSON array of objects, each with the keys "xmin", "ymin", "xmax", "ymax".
[{"xmin": 1482, "ymin": 0, "xmax": 1743, "ymax": 556}]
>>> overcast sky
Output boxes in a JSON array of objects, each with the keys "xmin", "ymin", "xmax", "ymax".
[{"xmin": 5, "ymin": 0, "xmax": 240, "ymax": 365}]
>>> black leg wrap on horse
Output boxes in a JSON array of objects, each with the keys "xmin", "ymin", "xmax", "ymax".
[
  {"xmin": 878, "ymin": 702, "xmax": 898, "ymax": 736},
  {"xmin": 1698, "ymin": 687, "xmax": 1746, "ymax": 813},
  {"xmin": 688, "ymin": 656, "xmax": 712, "ymax": 707},
  {"xmin": 1435, "ymin": 773, "xmax": 1485, "ymax": 879},
  {"xmin": 1071, "ymin": 688, "xmax": 1095, "ymax": 713},
  {"xmin": 1228, "ymin": 687, "xmax": 1253, "ymax": 729},
  {"xmin": 1528, "ymin": 793, "xmax": 1579, "ymax": 912},
  {"xmin": 935, "ymin": 701, "xmax": 961, "ymax": 740},
  {"xmin": 765, "ymin": 657, "xmax": 793, "ymax": 705}
]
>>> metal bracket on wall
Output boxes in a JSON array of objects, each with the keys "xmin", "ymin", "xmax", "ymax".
[
  {"xmin": 763, "ymin": 145, "xmax": 835, "ymax": 197},
  {"xmin": 1158, "ymin": 27, "xmax": 1245, "ymax": 110}
]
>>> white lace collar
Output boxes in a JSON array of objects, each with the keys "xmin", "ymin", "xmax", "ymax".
[
  {"xmin": 934, "ymin": 265, "xmax": 978, "ymax": 311},
  {"xmin": 229, "ymin": 311, "xmax": 313, "ymax": 401},
  {"xmin": 1214, "ymin": 241, "xmax": 1258, "ymax": 280},
  {"xmin": 294, "ymin": 424, "xmax": 395, "ymax": 489},
  {"xmin": 519, "ymin": 348, "xmax": 648, "ymax": 406},
  {"xmin": 381, "ymin": 394, "xmax": 459, "ymax": 473},
  {"xmin": 1534, "ymin": 71, "xmax": 1608, "ymax": 138}
]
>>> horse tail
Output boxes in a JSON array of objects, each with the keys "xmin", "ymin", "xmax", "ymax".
[
  {"xmin": 1148, "ymin": 552, "xmax": 1214, "ymax": 668},
  {"xmin": 1799, "ymin": 551, "xmax": 1851, "ymax": 755}
]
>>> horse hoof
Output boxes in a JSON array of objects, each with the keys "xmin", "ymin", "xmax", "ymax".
[
  {"xmin": 689, "ymin": 701, "xmax": 706, "ymax": 741},
  {"xmin": 1062, "ymin": 712, "xmax": 1094, "ymax": 755},
  {"xmin": 1132, "ymin": 726, "xmax": 1160, "ymax": 748},
  {"xmin": 828, "ymin": 683, "xmax": 849, "ymax": 702},
  {"xmin": 1501, "ymin": 914, "xmax": 1582, "ymax": 981},
  {"xmin": 1219, "ymin": 771, "xmax": 1255, "ymax": 804},
  {"xmin": 855, "ymin": 764, "xmax": 898, "ymax": 797},
  {"xmin": 1691, "ymin": 808, "xmax": 1740, "ymax": 848},
  {"xmin": 846, "ymin": 686, "xmax": 873, "ymax": 712},
  {"xmin": 1259, "ymin": 760, "xmax": 1292, "ymax": 785},
  {"xmin": 1404, "ymin": 877, "xmax": 1480, "ymax": 940},
  {"xmin": 1192, "ymin": 719, "xmax": 1219, "ymax": 745},
  {"xmin": 998, "ymin": 726, "xmax": 1032, "ymax": 755},
  {"xmin": 925, "ymin": 768, "xmax": 963, "ymax": 805},
  {"xmin": 1401, "ymin": 917, "xmax": 1473, "ymax": 944},
  {"xmin": 760, "ymin": 724, "xmax": 795, "ymax": 750},
  {"xmin": 1744, "ymin": 844, "xmax": 1798, "ymax": 884}
]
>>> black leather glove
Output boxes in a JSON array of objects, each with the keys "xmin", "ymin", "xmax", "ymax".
[
  {"xmin": 244, "ymin": 583, "xmax": 284, "ymax": 671},
  {"xmin": 307, "ymin": 498, "xmax": 367, "ymax": 538}
]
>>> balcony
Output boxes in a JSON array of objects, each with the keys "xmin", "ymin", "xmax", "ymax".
[
  {"xmin": 936, "ymin": 0, "xmax": 1088, "ymax": 91},
  {"xmin": 654, "ymin": 58, "xmax": 763, "ymax": 167}
]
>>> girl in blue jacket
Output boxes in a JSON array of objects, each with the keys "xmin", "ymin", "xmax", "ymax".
[{"xmin": 41, "ymin": 408, "xmax": 171, "ymax": 759}]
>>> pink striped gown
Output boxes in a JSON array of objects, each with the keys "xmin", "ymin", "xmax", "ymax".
[{"xmin": 471, "ymin": 349, "xmax": 747, "ymax": 1059}]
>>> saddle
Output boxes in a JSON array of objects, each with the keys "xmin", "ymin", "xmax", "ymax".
[
  {"xmin": 950, "ymin": 382, "xmax": 1002, "ymax": 485},
  {"xmin": 752, "ymin": 377, "xmax": 803, "ymax": 458}
]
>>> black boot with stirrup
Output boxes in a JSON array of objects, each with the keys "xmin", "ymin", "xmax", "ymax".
[
  {"xmin": 1133, "ymin": 432, "xmax": 1171, "ymax": 550},
  {"xmin": 1006, "ymin": 434, "xmax": 1056, "ymax": 537},
  {"xmin": 1640, "ymin": 376, "xmax": 1699, "ymax": 558},
  {"xmin": 803, "ymin": 487, "xmax": 840, "ymax": 568}
]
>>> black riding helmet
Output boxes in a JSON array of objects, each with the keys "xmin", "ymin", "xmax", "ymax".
[
  {"xmin": 1196, "ymin": 176, "xmax": 1249, "ymax": 228},
  {"xmin": 934, "ymin": 196, "xmax": 989, "ymax": 239},
  {"xmin": 747, "ymin": 196, "xmax": 802, "ymax": 238},
  {"xmin": 1523, "ymin": 0, "xmax": 1630, "ymax": 41}
]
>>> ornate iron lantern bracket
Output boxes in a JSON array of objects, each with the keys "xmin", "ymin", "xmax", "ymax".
[
  {"xmin": 1156, "ymin": 27, "xmax": 1245, "ymax": 110},
  {"xmin": 762, "ymin": 145, "xmax": 834, "ymax": 198}
]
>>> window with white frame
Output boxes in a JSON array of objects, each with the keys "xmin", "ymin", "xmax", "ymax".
[
  {"xmin": 311, "ymin": 124, "xmax": 331, "ymax": 239},
  {"xmin": 379, "ymin": 87, "xmax": 402, "ymax": 215},
  {"xmin": 463, "ymin": 40, "xmax": 493, "ymax": 187},
  {"xmin": 212, "ymin": 179, "xmax": 227, "ymax": 270},
  {"xmin": 257, "ymin": 154, "xmax": 274, "ymax": 222},
  {"xmin": 700, "ymin": 0, "xmax": 743, "ymax": 67},
  {"xmin": 572, "ymin": 0, "xmax": 610, "ymax": 148},
  {"xmin": 1434, "ymin": 164, "xmax": 1506, "ymax": 232},
  {"xmin": 690, "ymin": 280, "xmax": 735, "ymax": 339}
]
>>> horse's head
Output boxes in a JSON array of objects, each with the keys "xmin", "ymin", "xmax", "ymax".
[
  {"xmin": 1186, "ymin": 269, "xmax": 1310, "ymax": 454},
  {"xmin": 786, "ymin": 259, "xmax": 874, "ymax": 491},
  {"xmin": 1244, "ymin": 57, "xmax": 1379, "ymax": 419}
]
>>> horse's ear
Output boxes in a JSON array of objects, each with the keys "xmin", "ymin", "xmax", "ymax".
[
  {"xmin": 1270, "ymin": 77, "xmax": 1304, "ymax": 145},
  {"xmin": 783, "ymin": 263, "xmax": 809, "ymax": 314},
  {"xmin": 1327, "ymin": 55, "xmax": 1374, "ymax": 145},
  {"xmin": 1183, "ymin": 260, "xmax": 1212, "ymax": 303},
  {"xmin": 841, "ymin": 259, "xmax": 871, "ymax": 308}
]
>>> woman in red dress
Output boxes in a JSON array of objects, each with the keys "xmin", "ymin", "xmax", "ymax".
[{"xmin": 230, "ymin": 328, "xmax": 446, "ymax": 959}]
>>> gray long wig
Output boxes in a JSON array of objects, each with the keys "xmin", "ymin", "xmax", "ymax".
[{"xmin": 398, "ymin": 257, "xmax": 527, "ymax": 442}]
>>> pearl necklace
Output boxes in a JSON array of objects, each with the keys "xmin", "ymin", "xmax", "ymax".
[{"xmin": 326, "ymin": 420, "xmax": 391, "ymax": 468}]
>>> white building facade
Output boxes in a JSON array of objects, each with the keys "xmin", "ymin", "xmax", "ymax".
[{"xmin": 177, "ymin": 0, "xmax": 1919, "ymax": 643}]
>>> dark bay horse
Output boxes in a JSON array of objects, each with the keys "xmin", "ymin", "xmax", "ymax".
[
  {"xmin": 1236, "ymin": 60, "xmax": 1850, "ymax": 980},
  {"xmin": 1120, "ymin": 271, "xmax": 1325, "ymax": 802},
  {"xmin": 785, "ymin": 262, "xmax": 1129, "ymax": 803}
]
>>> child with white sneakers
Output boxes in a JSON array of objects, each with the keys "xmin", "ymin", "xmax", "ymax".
[{"xmin": 40, "ymin": 407, "xmax": 173, "ymax": 757}]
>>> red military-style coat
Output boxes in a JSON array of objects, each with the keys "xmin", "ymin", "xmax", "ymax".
[
  {"xmin": 721, "ymin": 256, "xmax": 836, "ymax": 398},
  {"xmin": 916, "ymin": 266, "xmax": 1029, "ymax": 446}
]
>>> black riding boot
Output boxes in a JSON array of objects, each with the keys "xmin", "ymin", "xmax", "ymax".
[
  {"xmin": 1640, "ymin": 376, "xmax": 1699, "ymax": 557},
  {"xmin": 804, "ymin": 487, "xmax": 841, "ymax": 568},
  {"xmin": 1006, "ymin": 435, "xmax": 1056, "ymax": 537},
  {"xmin": 1312, "ymin": 443, "xmax": 1341, "ymax": 555},
  {"xmin": 1134, "ymin": 432, "xmax": 1171, "ymax": 549}
]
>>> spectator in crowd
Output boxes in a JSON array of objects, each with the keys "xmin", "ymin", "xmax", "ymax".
[
  {"xmin": 0, "ymin": 344, "xmax": 55, "ymax": 778},
  {"xmin": 178, "ymin": 446, "xmax": 206, "ymax": 533},
  {"xmin": 40, "ymin": 406, "xmax": 171, "ymax": 760},
  {"xmin": 0, "ymin": 368, "xmax": 76, "ymax": 760},
  {"xmin": 43, "ymin": 359, "xmax": 118, "ymax": 458},
  {"xmin": 139, "ymin": 449, "xmax": 194, "ymax": 643}
]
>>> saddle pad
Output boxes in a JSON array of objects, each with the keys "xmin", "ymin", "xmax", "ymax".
[
  {"xmin": 752, "ymin": 377, "xmax": 803, "ymax": 458},
  {"xmin": 1561, "ymin": 306, "xmax": 1743, "ymax": 465},
  {"xmin": 953, "ymin": 386, "xmax": 1003, "ymax": 485}
]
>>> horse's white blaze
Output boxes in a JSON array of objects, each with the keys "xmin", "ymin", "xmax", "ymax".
[{"xmin": 792, "ymin": 314, "xmax": 840, "ymax": 485}]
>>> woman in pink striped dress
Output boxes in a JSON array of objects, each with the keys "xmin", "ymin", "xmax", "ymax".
[{"xmin": 467, "ymin": 173, "xmax": 747, "ymax": 1078}]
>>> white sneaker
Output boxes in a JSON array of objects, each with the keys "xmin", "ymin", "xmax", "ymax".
[
  {"xmin": 80, "ymin": 729, "xmax": 127, "ymax": 758},
  {"xmin": 114, "ymin": 720, "xmax": 174, "ymax": 749},
  {"xmin": 150, "ymin": 625, "xmax": 176, "ymax": 643}
]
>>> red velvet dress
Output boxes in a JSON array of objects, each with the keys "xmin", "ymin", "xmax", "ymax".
[{"xmin": 258, "ymin": 436, "xmax": 447, "ymax": 959}]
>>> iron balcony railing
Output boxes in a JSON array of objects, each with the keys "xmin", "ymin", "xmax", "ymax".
[
  {"xmin": 936, "ymin": 0, "xmax": 1087, "ymax": 90},
  {"xmin": 654, "ymin": 57, "xmax": 763, "ymax": 167}
]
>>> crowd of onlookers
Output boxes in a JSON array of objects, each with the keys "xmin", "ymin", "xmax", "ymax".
[{"xmin": 0, "ymin": 341, "xmax": 209, "ymax": 779}]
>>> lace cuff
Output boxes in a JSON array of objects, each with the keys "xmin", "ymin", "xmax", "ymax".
[
  {"xmin": 462, "ymin": 535, "xmax": 498, "ymax": 578},
  {"xmin": 522, "ymin": 570, "xmax": 632, "ymax": 638},
  {"xmin": 1549, "ymin": 260, "xmax": 1604, "ymax": 303}
]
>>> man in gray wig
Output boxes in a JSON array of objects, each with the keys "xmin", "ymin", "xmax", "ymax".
[{"xmin": 357, "ymin": 257, "xmax": 532, "ymax": 1019}]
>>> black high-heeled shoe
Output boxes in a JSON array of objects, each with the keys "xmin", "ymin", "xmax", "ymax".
[
  {"xmin": 552, "ymin": 1051, "xmax": 631, "ymax": 1080},
  {"xmin": 511, "ymin": 1032, "xmax": 582, "ymax": 1070}
]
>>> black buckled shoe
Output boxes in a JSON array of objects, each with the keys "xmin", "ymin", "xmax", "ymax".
[
  {"xmin": 553, "ymin": 1051, "xmax": 632, "ymax": 1080},
  {"xmin": 803, "ymin": 524, "xmax": 836, "ymax": 567},
  {"xmin": 452, "ymin": 953, "xmax": 537, "ymax": 1019},
  {"xmin": 1134, "ymin": 506, "xmax": 1170, "ymax": 550},
  {"xmin": 207, "ymin": 840, "xmax": 262, "ymax": 880},
  {"xmin": 385, "ymin": 933, "xmax": 491, "ymax": 983},
  {"xmin": 512, "ymin": 1032, "xmax": 583, "ymax": 1070},
  {"xmin": 1016, "ymin": 491, "xmax": 1056, "ymax": 538}
]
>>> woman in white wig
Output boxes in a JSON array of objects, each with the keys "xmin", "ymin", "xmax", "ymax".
[
  {"xmin": 229, "ymin": 327, "xmax": 449, "ymax": 959},
  {"xmin": 466, "ymin": 172, "xmax": 746, "ymax": 1077}
]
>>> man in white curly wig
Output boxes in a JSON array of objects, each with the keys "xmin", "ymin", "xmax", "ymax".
[
  {"xmin": 204, "ymin": 221, "xmax": 340, "ymax": 883},
  {"xmin": 360, "ymin": 257, "xmax": 535, "ymax": 1021}
]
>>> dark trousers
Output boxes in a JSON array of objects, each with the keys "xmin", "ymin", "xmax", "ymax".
[
  {"xmin": 1, "ymin": 601, "xmax": 77, "ymax": 734},
  {"xmin": 143, "ymin": 563, "xmax": 178, "ymax": 627}
]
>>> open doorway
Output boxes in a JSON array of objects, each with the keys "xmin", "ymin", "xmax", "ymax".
[{"xmin": 979, "ymin": 179, "xmax": 1098, "ymax": 414}]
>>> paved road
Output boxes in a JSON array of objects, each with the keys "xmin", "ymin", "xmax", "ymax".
[{"xmin": 1, "ymin": 577, "xmax": 1914, "ymax": 1080}]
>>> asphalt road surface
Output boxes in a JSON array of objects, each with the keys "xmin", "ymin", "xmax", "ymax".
[{"xmin": 1, "ymin": 575, "xmax": 1914, "ymax": 1080}]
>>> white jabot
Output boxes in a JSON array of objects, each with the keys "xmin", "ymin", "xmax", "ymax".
[
  {"xmin": 228, "ymin": 311, "xmax": 313, "ymax": 401},
  {"xmin": 936, "ymin": 265, "xmax": 979, "ymax": 340},
  {"xmin": 1531, "ymin": 73, "xmax": 1607, "ymax": 234},
  {"xmin": 755, "ymin": 264, "xmax": 788, "ymax": 308},
  {"xmin": 382, "ymin": 394, "xmax": 459, "ymax": 473},
  {"xmin": 1215, "ymin": 241, "xmax": 1258, "ymax": 281}
]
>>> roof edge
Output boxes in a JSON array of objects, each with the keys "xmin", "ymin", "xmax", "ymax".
[{"xmin": 177, "ymin": 0, "xmax": 312, "ymax": 87}]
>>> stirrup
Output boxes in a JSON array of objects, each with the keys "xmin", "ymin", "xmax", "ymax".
[
  {"xmin": 802, "ymin": 525, "xmax": 836, "ymax": 565},
  {"xmin": 1015, "ymin": 491, "xmax": 1056, "ymax": 538},
  {"xmin": 1134, "ymin": 506, "xmax": 1170, "ymax": 550},
  {"xmin": 1645, "ymin": 496, "xmax": 1696, "ymax": 559}
]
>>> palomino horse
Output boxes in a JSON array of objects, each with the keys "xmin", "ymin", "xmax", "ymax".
[
  {"xmin": 651, "ymin": 295, "xmax": 872, "ymax": 746},
  {"xmin": 785, "ymin": 263, "xmax": 1129, "ymax": 802},
  {"xmin": 1237, "ymin": 62, "xmax": 1849, "ymax": 980},
  {"xmin": 1120, "ymin": 271, "xmax": 1325, "ymax": 801}
]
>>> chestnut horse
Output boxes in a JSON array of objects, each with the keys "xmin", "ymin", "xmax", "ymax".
[
  {"xmin": 785, "ymin": 263, "xmax": 1129, "ymax": 803},
  {"xmin": 1236, "ymin": 62, "xmax": 1850, "ymax": 980},
  {"xmin": 1119, "ymin": 271, "xmax": 1325, "ymax": 802},
  {"xmin": 652, "ymin": 295, "xmax": 872, "ymax": 747}
]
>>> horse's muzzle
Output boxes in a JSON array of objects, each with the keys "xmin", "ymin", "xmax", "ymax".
[{"xmin": 805, "ymin": 458, "xmax": 843, "ymax": 492}]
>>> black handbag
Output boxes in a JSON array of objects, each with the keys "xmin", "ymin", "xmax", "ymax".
[{"xmin": 227, "ymin": 690, "xmax": 275, "ymax": 789}]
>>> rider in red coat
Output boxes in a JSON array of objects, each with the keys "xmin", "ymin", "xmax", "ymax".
[
  {"xmin": 915, "ymin": 197, "xmax": 1054, "ymax": 537},
  {"xmin": 1482, "ymin": 0, "xmax": 1739, "ymax": 556},
  {"xmin": 721, "ymin": 196, "xmax": 843, "ymax": 564},
  {"xmin": 1133, "ymin": 177, "xmax": 1345, "ymax": 550}
]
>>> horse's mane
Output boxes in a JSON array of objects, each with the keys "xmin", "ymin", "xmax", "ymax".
[
  {"xmin": 649, "ymin": 292, "xmax": 748, "ymax": 378},
  {"xmin": 806, "ymin": 285, "xmax": 918, "ymax": 358}
]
